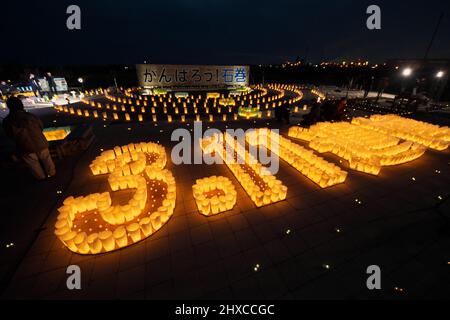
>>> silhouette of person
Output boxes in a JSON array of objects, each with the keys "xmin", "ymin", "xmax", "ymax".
[
  {"xmin": 29, "ymin": 74, "xmax": 42, "ymax": 97},
  {"xmin": 2, "ymin": 97, "xmax": 56, "ymax": 180},
  {"xmin": 45, "ymin": 72, "xmax": 57, "ymax": 98}
]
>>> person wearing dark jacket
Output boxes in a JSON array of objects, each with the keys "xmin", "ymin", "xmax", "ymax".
[
  {"xmin": 0, "ymin": 81, "xmax": 11, "ymax": 98},
  {"xmin": 2, "ymin": 97, "xmax": 56, "ymax": 180},
  {"xmin": 45, "ymin": 72, "xmax": 57, "ymax": 98},
  {"xmin": 29, "ymin": 74, "xmax": 42, "ymax": 97}
]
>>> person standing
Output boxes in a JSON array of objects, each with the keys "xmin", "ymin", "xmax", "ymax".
[
  {"xmin": 29, "ymin": 74, "xmax": 42, "ymax": 97},
  {"xmin": 45, "ymin": 72, "xmax": 57, "ymax": 98},
  {"xmin": 335, "ymin": 98, "xmax": 347, "ymax": 121},
  {"xmin": 0, "ymin": 81, "xmax": 11, "ymax": 98},
  {"xmin": 2, "ymin": 97, "xmax": 56, "ymax": 180}
]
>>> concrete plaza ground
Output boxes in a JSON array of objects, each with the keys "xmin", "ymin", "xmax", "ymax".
[{"xmin": 0, "ymin": 105, "xmax": 449, "ymax": 299}]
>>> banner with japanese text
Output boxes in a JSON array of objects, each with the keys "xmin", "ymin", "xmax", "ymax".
[{"xmin": 136, "ymin": 64, "xmax": 249, "ymax": 88}]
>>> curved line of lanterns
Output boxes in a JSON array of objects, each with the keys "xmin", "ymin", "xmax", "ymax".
[
  {"xmin": 54, "ymin": 84, "xmax": 306, "ymax": 122},
  {"xmin": 54, "ymin": 86, "xmax": 450, "ymax": 255}
]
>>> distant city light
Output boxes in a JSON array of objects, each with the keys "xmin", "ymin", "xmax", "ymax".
[
  {"xmin": 436, "ymin": 71, "xmax": 444, "ymax": 78},
  {"xmin": 402, "ymin": 68, "xmax": 412, "ymax": 77},
  {"xmin": 78, "ymin": 77, "xmax": 84, "ymax": 84}
]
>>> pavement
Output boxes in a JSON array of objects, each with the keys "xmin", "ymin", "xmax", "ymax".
[{"xmin": 1, "ymin": 99, "xmax": 450, "ymax": 300}]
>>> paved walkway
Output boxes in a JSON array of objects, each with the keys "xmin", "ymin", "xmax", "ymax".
[{"xmin": 1, "ymin": 107, "xmax": 450, "ymax": 299}]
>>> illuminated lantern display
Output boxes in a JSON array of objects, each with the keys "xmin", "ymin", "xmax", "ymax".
[
  {"xmin": 218, "ymin": 98, "xmax": 236, "ymax": 107},
  {"xmin": 43, "ymin": 127, "xmax": 71, "ymax": 142},
  {"xmin": 192, "ymin": 176, "xmax": 237, "ymax": 216},
  {"xmin": 206, "ymin": 92, "xmax": 220, "ymax": 99},
  {"xmin": 311, "ymin": 88, "xmax": 326, "ymax": 100},
  {"xmin": 238, "ymin": 106, "xmax": 260, "ymax": 118},
  {"xmin": 288, "ymin": 116, "xmax": 431, "ymax": 175},
  {"xmin": 175, "ymin": 92, "xmax": 189, "ymax": 99},
  {"xmin": 59, "ymin": 84, "xmax": 306, "ymax": 124},
  {"xmin": 247, "ymin": 129, "xmax": 347, "ymax": 188},
  {"xmin": 55, "ymin": 142, "xmax": 175, "ymax": 254},
  {"xmin": 352, "ymin": 115, "xmax": 450, "ymax": 151},
  {"xmin": 200, "ymin": 133, "xmax": 287, "ymax": 207}
]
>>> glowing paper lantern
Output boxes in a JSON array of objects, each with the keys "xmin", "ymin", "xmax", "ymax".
[
  {"xmin": 55, "ymin": 141, "xmax": 175, "ymax": 255},
  {"xmin": 192, "ymin": 176, "xmax": 237, "ymax": 216},
  {"xmin": 207, "ymin": 92, "xmax": 220, "ymax": 99},
  {"xmin": 200, "ymin": 133, "xmax": 287, "ymax": 207},
  {"xmin": 352, "ymin": 115, "xmax": 450, "ymax": 151},
  {"xmin": 288, "ymin": 116, "xmax": 432, "ymax": 175},
  {"xmin": 247, "ymin": 129, "xmax": 347, "ymax": 188}
]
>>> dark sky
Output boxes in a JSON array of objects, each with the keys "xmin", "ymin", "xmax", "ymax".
[{"xmin": 1, "ymin": 0, "xmax": 449, "ymax": 65}]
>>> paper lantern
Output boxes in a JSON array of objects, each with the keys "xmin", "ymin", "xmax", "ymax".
[
  {"xmin": 288, "ymin": 115, "xmax": 433, "ymax": 175},
  {"xmin": 200, "ymin": 133, "xmax": 287, "ymax": 207},
  {"xmin": 55, "ymin": 141, "xmax": 176, "ymax": 255},
  {"xmin": 113, "ymin": 226, "xmax": 128, "ymax": 248},
  {"xmin": 247, "ymin": 129, "xmax": 348, "ymax": 188},
  {"xmin": 352, "ymin": 115, "xmax": 449, "ymax": 151},
  {"xmin": 192, "ymin": 176, "xmax": 237, "ymax": 216}
]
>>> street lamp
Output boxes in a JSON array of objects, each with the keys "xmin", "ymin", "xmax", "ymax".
[
  {"xmin": 78, "ymin": 77, "xmax": 84, "ymax": 92},
  {"xmin": 435, "ymin": 71, "xmax": 445, "ymax": 103},
  {"xmin": 402, "ymin": 67, "xmax": 412, "ymax": 77}
]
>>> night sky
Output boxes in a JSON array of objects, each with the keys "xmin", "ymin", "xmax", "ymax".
[{"xmin": 1, "ymin": 0, "xmax": 449, "ymax": 65}]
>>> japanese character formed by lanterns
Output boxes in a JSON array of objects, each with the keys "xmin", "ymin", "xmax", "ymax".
[
  {"xmin": 200, "ymin": 132, "xmax": 287, "ymax": 207},
  {"xmin": 247, "ymin": 128, "xmax": 347, "ymax": 188},
  {"xmin": 54, "ymin": 142, "xmax": 175, "ymax": 255},
  {"xmin": 352, "ymin": 115, "xmax": 450, "ymax": 151},
  {"xmin": 288, "ymin": 116, "xmax": 431, "ymax": 175},
  {"xmin": 192, "ymin": 176, "xmax": 237, "ymax": 216}
]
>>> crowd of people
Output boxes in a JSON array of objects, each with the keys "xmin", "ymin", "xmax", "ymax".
[{"xmin": 0, "ymin": 72, "xmax": 59, "ymax": 100}]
